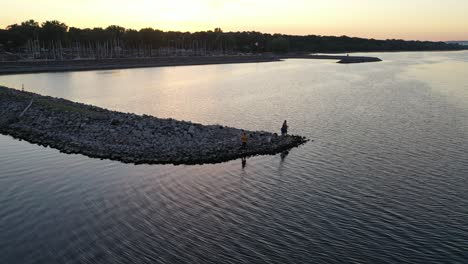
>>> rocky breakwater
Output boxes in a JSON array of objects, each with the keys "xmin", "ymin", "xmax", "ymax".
[
  {"xmin": 279, "ymin": 54, "xmax": 382, "ymax": 64},
  {"xmin": 337, "ymin": 56, "xmax": 382, "ymax": 64},
  {"xmin": 0, "ymin": 86, "xmax": 307, "ymax": 165}
]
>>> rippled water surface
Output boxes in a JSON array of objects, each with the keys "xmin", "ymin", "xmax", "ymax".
[{"xmin": 1, "ymin": 52, "xmax": 468, "ymax": 263}]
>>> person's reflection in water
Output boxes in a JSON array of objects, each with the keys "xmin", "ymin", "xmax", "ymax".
[
  {"xmin": 280, "ymin": 151, "xmax": 289, "ymax": 163},
  {"xmin": 279, "ymin": 150, "xmax": 290, "ymax": 170},
  {"xmin": 241, "ymin": 156, "xmax": 247, "ymax": 169}
]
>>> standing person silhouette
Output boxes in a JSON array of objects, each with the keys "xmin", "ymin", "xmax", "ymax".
[
  {"xmin": 281, "ymin": 120, "xmax": 288, "ymax": 136},
  {"xmin": 241, "ymin": 131, "xmax": 248, "ymax": 149}
]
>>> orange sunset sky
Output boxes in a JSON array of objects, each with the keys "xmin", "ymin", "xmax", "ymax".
[{"xmin": 2, "ymin": 0, "xmax": 467, "ymax": 41}]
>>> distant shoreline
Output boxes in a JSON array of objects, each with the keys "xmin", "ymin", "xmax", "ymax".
[
  {"xmin": 0, "ymin": 56, "xmax": 281, "ymax": 75},
  {"xmin": 0, "ymin": 54, "xmax": 381, "ymax": 75}
]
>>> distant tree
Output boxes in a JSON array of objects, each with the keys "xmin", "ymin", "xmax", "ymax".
[
  {"xmin": 89, "ymin": 27, "xmax": 106, "ymax": 42},
  {"xmin": 68, "ymin": 27, "xmax": 83, "ymax": 42},
  {"xmin": 271, "ymin": 37, "xmax": 289, "ymax": 53},
  {"xmin": 0, "ymin": 29, "xmax": 8, "ymax": 49},
  {"xmin": 106, "ymin": 25, "xmax": 125, "ymax": 41},
  {"xmin": 4, "ymin": 20, "xmax": 41, "ymax": 47},
  {"xmin": 20, "ymin": 20, "xmax": 40, "ymax": 39},
  {"xmin": 40, "ymin": 20, "xmax": 68, "ymax": 41},
  {"xmin": 123, "ymin": 29, "xmax": 139, "ymax": 47},
  {"xmin": 139, "ymin": 28, "xmax": 163, "ymax": 48}
]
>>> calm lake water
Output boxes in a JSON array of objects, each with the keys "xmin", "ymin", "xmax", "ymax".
[{"xmin": 1, "ymin": 52, "xmax": 468, "ymax": 264}]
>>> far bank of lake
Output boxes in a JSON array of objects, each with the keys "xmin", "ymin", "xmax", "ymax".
[{"xmin": 0, "ymin": 54, "xmax": 381, "ymax": 75}]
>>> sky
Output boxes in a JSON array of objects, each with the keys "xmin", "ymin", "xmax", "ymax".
[{"xmin": 1, "ymin": 0, "xmax": 467, "ymax": 41}]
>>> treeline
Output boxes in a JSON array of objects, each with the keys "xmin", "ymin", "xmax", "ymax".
[{"xmin": 0, "ymin": 19, "xmax": 465, "ymax": 60}]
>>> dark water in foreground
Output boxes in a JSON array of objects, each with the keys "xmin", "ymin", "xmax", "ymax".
[{"xmin": 1, "ymin": 52, "xmax": 468, "ymax": 263}]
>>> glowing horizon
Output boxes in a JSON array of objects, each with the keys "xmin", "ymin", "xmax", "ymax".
[{"xmin": 2, "ymin": 0, "xmax": 467, "ymax": 41}]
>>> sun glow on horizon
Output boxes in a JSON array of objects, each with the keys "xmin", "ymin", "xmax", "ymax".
[{"xmin": 2, "ymin": 0, "xmax": 468, "ymax": 41}]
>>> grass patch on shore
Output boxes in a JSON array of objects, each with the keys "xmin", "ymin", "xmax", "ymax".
[
  {"xmin": 0, "ymin": 86, "xmax": 35, "ymax": 104},
  {"xmin": 0, "ymin": 86, "xmax": 107, "ymax": 119},
  {"xmin": 34, "ymin": 98, "xmax": 108, "ymax": 119}
]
